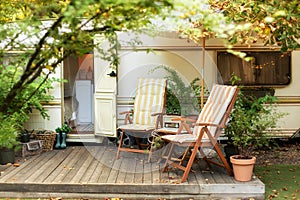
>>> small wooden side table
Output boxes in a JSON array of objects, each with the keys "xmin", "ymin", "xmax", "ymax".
[{"xmin": 19, "ymin": 140, "xmax": 43, "ymax": 159}]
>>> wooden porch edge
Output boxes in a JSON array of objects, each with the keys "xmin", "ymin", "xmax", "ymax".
[
  {"xmin": 0, "ymin": 181, "xmax": 264, "ymax": 197},
  {"xmin": 0, "ymin": 182, "xmax": 200, "ymax": 194},
  {"xmin": 0, "ymin": 191, "xmax": 265, "ymax": 200}
]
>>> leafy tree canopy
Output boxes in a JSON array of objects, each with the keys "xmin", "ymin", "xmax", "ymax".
[
  {"xmin": 169, "ymin": 0, "xmax": 300, "ymax": 52},
  {"xmin": 210, "ymin": 0, "xmax": 300, "ymax": 51},
  {"xmin": 0, "ymin": 0, "xmax": 172, "ymax": 125}
]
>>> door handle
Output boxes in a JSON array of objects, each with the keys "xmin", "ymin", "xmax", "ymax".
[{"xmin": 107, "ymin": 71, "xmax": 117, "ymax": 77}]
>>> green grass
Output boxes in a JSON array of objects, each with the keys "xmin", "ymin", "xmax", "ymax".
[{"xmin": 255, "ymin": 164, "xmax": 300, "ymax": 200}]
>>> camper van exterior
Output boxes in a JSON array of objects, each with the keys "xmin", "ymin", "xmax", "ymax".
[{"xmin": 23, "ymin": 32, "xmax": 300, "ymax": 142}]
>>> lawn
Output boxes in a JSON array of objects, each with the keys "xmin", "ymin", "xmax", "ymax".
[{"xmin": 255, "ymin": 164, "xmax": 300, "ymax": 200}]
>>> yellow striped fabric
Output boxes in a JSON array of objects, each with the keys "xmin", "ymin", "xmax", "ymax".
[
  {"xmin": 133, "ymin": 78, "xmax": 167, "ymax": 126},
  {"xmin": 193, "ymin": 84, "xmax": 237, "ymax": 138}
]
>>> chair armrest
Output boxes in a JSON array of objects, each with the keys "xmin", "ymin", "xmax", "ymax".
[
  {"xmin": 119, "ymin": 110, "xmax": 133, "ymax": 125},
  {"xmin": 119, "ymin": 110, "xmax": 133, "ymax": 115},
  {"xmin": 151, "ymin": 112, "xmax": 164, "ymax": 116},
  {"xmin": 152, "ymin": 112, "xmax": 165, "ymax": 129},
  {"xmin": 171, "ymin": 116, "xmax": 197, "ymax": 123},
  {"xmin": 194, "ymin": 122, "xmax": 224, "ymax": 128}
]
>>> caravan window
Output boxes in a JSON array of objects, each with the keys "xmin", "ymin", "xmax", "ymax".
[{"xmin": 217, "ymin": 51, "xmax": 291, "ymax": 86}]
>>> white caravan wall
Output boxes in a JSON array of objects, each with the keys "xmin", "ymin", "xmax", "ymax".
[
  {"xmin": 24, "ymin": 65, "xmax": 62, "ymax": 131},
  {"xmin": 270, "ymin": 51, "xmax": 300, "ymax": 134},
  {"xmin": 116, "ymin": 32, "xmax": 300, "ymax": 137},
  {"xmin": 116, "ymin": 33, "xmax": 218, "ymax": 127}
]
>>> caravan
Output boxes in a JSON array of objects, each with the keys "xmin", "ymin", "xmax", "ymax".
[{"xmin": 23, "ymin": 32, "xmax": 300, "ymax": 143}]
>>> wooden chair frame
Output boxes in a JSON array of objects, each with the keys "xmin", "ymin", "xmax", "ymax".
[
  {"xmin": 116, "ymin": 78, "xmax": 167, "ymax": 162},
  {"xmin": 161, "ymin": 85, "xmax": 239, "ymax": 182}
]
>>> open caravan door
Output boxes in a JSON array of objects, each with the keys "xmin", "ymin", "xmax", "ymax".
[{"xmin": 93, "ymin": 36, "xmax": 117, "ymax": 140}]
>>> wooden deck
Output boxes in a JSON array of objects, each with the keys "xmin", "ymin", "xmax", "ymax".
[{"xmin": 0, "ymin": 145, "xmax": 265, "ymax": 199}]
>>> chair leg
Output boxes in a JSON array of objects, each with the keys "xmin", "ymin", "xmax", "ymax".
[
  {"xmin": 179, "ymin": 146, "xmax": 192, "ymax": 166},
  {"xmin": 162, "ymin": 143, "xmax": 175, "ymax": 172},
  {"xmin": 116, "ymin": 130, "xmax": 125, "ymax": 159},
  {"xmin": 156, "ymin": 141, "xmax": 168, "ymax": 164},
  {"xmin": 148, "ymin": 135, "xmax": 156, "ymax": 162},
  {"xmin": 214, "ymin": 143, "xmax": 233, "ymax": 176},
  {"xmin": 181, "ymin": 145, "xmax": 199, "ymax": 182}
]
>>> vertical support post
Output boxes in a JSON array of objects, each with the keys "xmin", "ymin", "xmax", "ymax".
[{"xmin": 201, "ymin": 37, "xmax": 206, "ymax": 109}]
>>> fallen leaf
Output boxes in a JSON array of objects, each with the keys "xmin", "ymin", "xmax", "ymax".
[
  {"xmin": 13, "ymin": 163, "xmax": 20, "ymax": 167},
  {"xmin": 282, "ymin": 187, "xmax": 288, "ymax": 191},
  {"xmin": 272, "ymin": 189, "xmax": 277, "ymax": 194}
]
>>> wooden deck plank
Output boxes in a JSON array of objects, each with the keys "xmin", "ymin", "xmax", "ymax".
[
  {"xmin": 0, "ymin": 150, "xmax": 57, "ymax": 183},
  {"xmin": 89, "ymin": 147, "xmax": 114, "ymax": 183},
  {"xmin": 77, "ymin": 161, "xmax": 99, "ymax": 184},
  {"xmin": 43, "ymin": 147, "xmax": 81, "ymax": 183},
  {"xmin": 79, "ymin": 147, "xmax": 104, "ymax": 184},
  {"xmin": 115, "ymin": 157, "xmax": 128, "ymax": 183},
  {"xmin": 61, "ymin": 147, "xmax": 91, "ymax": 183},
  {"xmin": 106, "ymin": 157, "xmax": 122, "ymax": 183},
  {"xmin": 134, "ymin": 158, "xmax": 144, "ymax": 183},
  {"xmin": 69, "ymin": 147, "xmax": 95, "ymax": 183},
  {"xmin": 124, "ymin": 158, "xmax": 137, "ymax": 183},
  {"xmin": 122, "ymin": 156, "xmax": 138, "ymax": 184},
  {"xmin": 0, "ymin": 146, "xmax": 265, "ymax": 200},
  {"xmin": 0, "ymin": 163, "xmax": 28, "ymax": 182},
  {"xmin": 26, "ymin": 148, "xmax": 73, "ymax": 183},
  {"xmin": 53, "ymin": 147, "xmax": 86, "ymax": 183},
  {"xmin": 186, "ymin": 171, "xmax": 198, "ymax": 184},
  {"xmin": 0, "ymin": 156, "xmax": 27, "ymax": 177},
  {"xmin": 97, "ymin": 147, "xmax": 115, "ymax": 183},
  {"xmin": 219, "ymin": 171, "xmax": 235, "ymax": 183},
  {"xmin": 143, "ymin": 161, "xmax": 152, "ymax": 184},
  {"xmin": 88, "ymin": 161, "xmax": 103, "ymax": 183},
  {"xmin": 0, "ymin": 152, "xmax": 48, "ymax": 182},
  {"xmin": 151, "ymin": 162, "xmax": 161, "ymax": 183},
  {"xmin": 211, "ymin": 171, "xmax": 227, "ymax": 184},
  {"xmin": 116, "ymin": 150, "xmax": 147, "ymax": 184},
  {"xmin": 201, "ymin": 170, "xmax": 216, "ymax": 184}
]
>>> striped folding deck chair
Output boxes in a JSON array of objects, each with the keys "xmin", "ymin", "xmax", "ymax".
[
  {"xmin": 116, "ymin": 78, "xmax": 167, "ymax": 162},
  {"xmin": 161, "ymin": 84, "xmax": 239, "ymax": 182}
]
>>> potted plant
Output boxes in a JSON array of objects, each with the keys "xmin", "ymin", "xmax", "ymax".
[
  {"xmin": 0, "ymin": 115, "xmax": 19, "ymax": 165},
  {"xmin": 55, "ymin": 123, "xmax": 72, "ymax": 149},
  {"xmin": 18, "ymin": 129, "xmax": 34, "ymax": 143},
  {"xmin": 225, "ymin": 85, "xmax": 286, "ymax": 181}
]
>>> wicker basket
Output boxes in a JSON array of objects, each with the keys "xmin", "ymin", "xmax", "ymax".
[{"xmin": 33, "ymin": 130, "xmax": 56, "ymax": 151}]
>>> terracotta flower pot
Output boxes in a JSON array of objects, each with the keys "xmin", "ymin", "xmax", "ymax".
[{"xmin": 230, "ymin": 155, "xmax": 256, "ymax": 182}]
